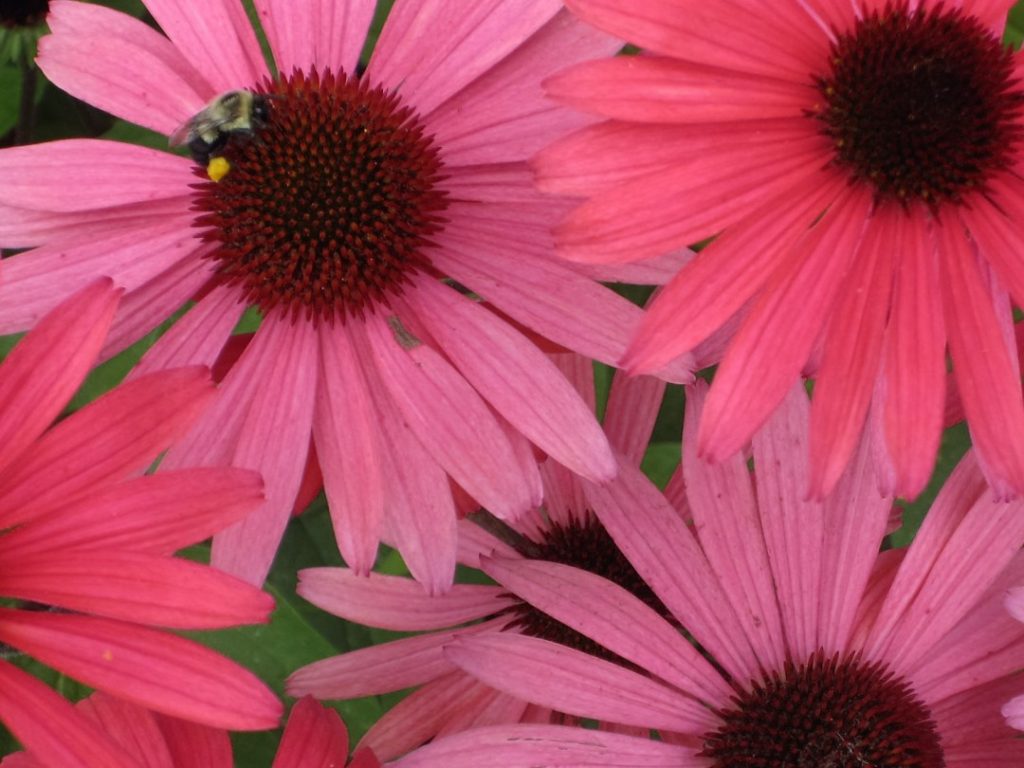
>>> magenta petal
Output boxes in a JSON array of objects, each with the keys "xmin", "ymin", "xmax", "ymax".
[
  {"xmin": 392, "ymin": 723, "xmax": 695, "ymax": 767},
  {"xmin": 0, "ymin": 662, "xmax": 138, "ymax": 768},
  {"xmin": 405, "ymin": 277, "xmax": 616, "ymax": 483},
  {"xmin": 0, "ymin": 367, "xmax": 215, "ymax": 526},
  {"xmin": 272, "ymin": 697, "xmax": 348, "ymax": 768},
  {"xmin": 0, "ymin": 610, "xmax": 281, "ymax": 730},
  {"xmin": 446, "ymin": 633, "xmax": 709, "ymax": 733},
  {"xmin": 0, "ymin": 551, "xmax": 273, "ymax": 629},
  {"xmin": 0, "ymin": 279, "xmax": 118, "ymax": 480}
]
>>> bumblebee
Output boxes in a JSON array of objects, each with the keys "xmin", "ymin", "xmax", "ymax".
[{"xmin": 169, "ymin": 90, "xmax": 271, "ymax": 166}]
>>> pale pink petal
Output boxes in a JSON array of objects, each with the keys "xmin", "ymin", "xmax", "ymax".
[
  {"xmin": 254, "ymin": 0, "xmax": 375, "ymax": 78},
  {"xmin": 273, "ymin": 697, "xmax": 348, "ymax": 768},
  {"xmin": 297, "ymin": 568, "xmax": 511, "ymax": 631},
  {"xmin": 696, "ymin": 187, "xmax": 873, "ymax": 463},
  {"xmin": 584, "ymin": 461, "xmax": 758, "ymax": 684},
  {"xmin": 0, "ymin": 279, "xmax": 118, "ymax": 479},
  {"xmin": 0, "ymin": 662, "xmax": 139, "ymax": 768},
  {"xmin": 392, "ymin": 724, "xmax": 696, "ymax": 767},
  {"xmin": 808, "ymin": 205, "xmax": 895, "ymax": 496},
  {"xmin": 367, "ymin": 0, "xmax": 561, "ymax": 117},
  {"xmin": 455, "ymin": 519, "xmax": 519, "ymax": 568},
  {"xmin": 1007, "ymin": 586, "xmax": 1024, "ymax": 623},
  {"xmin": 364, "ymin": 311, "xmax": 534, "ymax": 520},
  {"xmin": 405, "ymin": 277, "xmax": 616, "ymax": 482},
  {"xmin": 0, "ymin": 367, "xmax": 215, "ymax": 527},
  {"xmin": 1003, "ymin": 695, "xmax": 1024, "ymax": 731},
  {"xmin": 142, "ymin": 0, "xmax": 268, "ymax": 91},
  {"xmin": 683, "ymin": 383, "xmax": 787, "ymax": 673},
  {"xmin": 603, "ymin": 373, "xmax": 665, "ymax": 466},
  {"xmin": 0, "ymin": 217, "xmax": 197, "ymax": 335},
  {"xmin": 211, "ymin": 318, "xmax": 319, "ymax": 585},
  {"xmin": 99, "ymin": 250, "xmax": 218, "ymax": 363},
  {"xmin": 564, "ymin": 0, "xmax": 828, "ymax": 79},
  {"xmin": 0, "ymin": 468, "xmax": 262, "ymax": 557},
  {"xmin": 0, "ymin": 551, "xmax": 272, "ymax": 629},
  {"xmin": 881, "ymin": 210, "xmax": 945, "ymax": 499},
  {"xmin": 482, "ymin": 557, "xmax": 730, "ymax": 710},
  {"xmin": 288, "ymin": 621, "xmax": 504, "ymax": 699},
  {"xmin": 623, "ymin": 170, "xmax": 848, "ymax": 372},
  {"xmin": 427, "ymin": 10, "xmax": 619, "ymax": 166},
  {"xmin": 0, "ymin": 141, "xmax": 193, "ymax": 212},
  {"xmin": 39, "ymin": 1, "xmax": 212, "ymax": 135},
  {"xmin": 313, "ymin": 324, "xmax": 385, "ymax": 576},
  {"xmin": 939, "ymin": 214, "xmax": 1024, "ymax": 498},
  {"xmin": 545, "ymin": 56, "xmax": 811, "ymax": 123},
  {"xmin": 130, "ymin": 284, "xmax": 245, "ymax": 378},
  {"xmin": 446, "ymin": 633, "xmax": 709, "ymax": 733},
  {"xmin": 0, "ymin": 610, "xmax": 281, "ymax": 730}
]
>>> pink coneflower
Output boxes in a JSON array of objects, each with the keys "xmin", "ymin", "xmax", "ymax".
[
  {"xmin": 0, "ymin": 281, "xmax": 281, "ymax": 766},
  {"xmin": 286, "ymin": 355, "xmax": 674, "ymax": 761},
  {"xmin": 447, "ymin": 381, "xmax": 1024, "ymax": 765},
  {"xmin": 0, "ymin": 0, "xmax": 691, "ymax": 590},
  {"xmin": 2, "ymin": 693, "xmax": 379, "ymax": 768},
  {"xmin": 537, "ymin": 0, "xmax": 1024, "ymax": 501}
]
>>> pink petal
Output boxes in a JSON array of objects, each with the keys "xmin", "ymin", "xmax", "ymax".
[
  {"xmin": 0, "ymin": 279, "xmax": 119, "ymax": 479},
  {"xmin": 141, "ymin": 0, "xmax": 268, "ymax": 92},
  {"xmin": 696, "ymin": 187, "xmax": 873, "ymax": 463},
  {"xmin": 1007, "ymin": 585, "xmax": 1024, "ymax": 624},
  {"xmin": 367, "ymin": 0, "xmax": 561, "ymax": 117},
  {"xmin": 881, "ymin": 209, "xmax": 945, "ymax": 499},
  {"xmin": 683, "ymin": 383, "xmax": 787, "ymax": 673},
  {"xmin": 427, "ymin": 10, "xmax": 619, "ymax": 166},
  {"xmin": 482, "ymin": 557, "xmax": 730, "ymax": 709},
  {"xmin": 0, "ymin": 662, "xmax": 139, "ymax": 768},
  {"xmin": 99, "ymin": 250, "xmax": 218, "ymax": 364},
  {"xmin": 364, "ymin": 311, "xmax": 534, "ymax": 521},
  {"xmin": 210, "ymin": 318, "xmax": 319, "ymax": 585},
  {"xmin": 0, "ymin": 141, "xmax": 193, "ymax": 212},
  {"xmin": 602, "ymin": 373, "xmax": 666, "ymax": 466},
  {"xmin": 446, "ymin": 633, "xmax": 708, "ymax": 733},
  {"xmin": 0, "ymin": 218, "xmax": 197, "ymax": 336},
  {"xmin": 0, "ymin": 610, "xmax": 281, "ymax": 730},
  {"xmin": 0, "ymin": 468, "xmax": 262, "ymax": 557},
  {"xmin": 0, "ymin": 366, "xmax": 215, "ymax": 527},
  {"xmin": 273, "ymin": 697, "xmax": 348, "ymax": 768},
  {"xmin": 130, "ymin": 284, "xmax": 245, "ymax": 379},
  {"xmin": 808, "ymin": 205, "xmax": 895, "ymax": 496},
  {"xmin": 75, "ymin": 692, "xmax": 174, "ymax": 767},
  {"xmin": 963, "ymin": 177, "xmax": 1024, "ymax": 309},
  {"xmin": 40, "ymin": 0, "xmax": 212, "ymax": 135},
  {"xmin": 0, "ymin": 551, "xmax": 273, "ymax": 629},
  {"xmin": 392, "ymin": 724, "xmax": 695, "ymax": 767},
  {"xmin": 254, "ymin": 0, "xmax": 374, "ymax": 78},
  {"xmin": 313, "ymin": 324, "xmax": 385, "ymax": 576},
  {"xmin": 404, "ymin": 277, "xmax": 616, "ymax": 483},
  {"xmin": 297, "ymin": 568, "xmax": 511, "ymax": 631},
  {"xmin": 545, "ymin": 56, "xmax": 810, "ymax": 123},
  {"xmin": 939, "ymin": 214, "xmax": 1024, "ymax": 498},
  {"xmin": 155, "ymin": 711, "xmax": 233, "ymax": 768}
]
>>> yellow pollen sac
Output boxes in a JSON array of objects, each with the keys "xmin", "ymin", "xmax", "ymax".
[{"xmin": 206, "ymin": 156, "xmax": 231, "ymax": 182}]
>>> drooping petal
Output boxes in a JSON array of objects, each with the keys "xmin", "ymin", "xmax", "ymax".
[{"xmin": 273, "ymin": 697, "xmax": 349, "ymax": 768}]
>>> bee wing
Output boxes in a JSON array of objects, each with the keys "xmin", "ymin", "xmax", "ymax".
[
  {"xmin": 169, "ymin": 111, "xmax": 230, "ymax": 147},
  {"xmin": 168, "ymin": 115, "xmax": 198, "ymax": 147}
]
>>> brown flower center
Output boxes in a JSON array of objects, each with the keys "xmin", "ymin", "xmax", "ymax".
[
  {"xmin": 0, "ymin": 0, "xmax": 48, "ymax": 28},
  {"xmin": 190, "ymin": 68, "xmax": 448, "ymax": 324},
  {"xmin": 811, "ymin": 1, "xmax": 1022, "ymax": 205},
  {"xmin": 701, "ymin": 651, "xmax": 944, "ymax": 767}
]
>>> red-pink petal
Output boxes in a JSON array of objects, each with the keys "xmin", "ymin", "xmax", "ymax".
[{"xmin": 273, "ymin": 697, "xmax": 348, "ymax": 768}]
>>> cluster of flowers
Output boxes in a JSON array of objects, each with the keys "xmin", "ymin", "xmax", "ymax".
[{"xmin": 2, "ymin": 0, "xmax": 1024, "ymax": 764}]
